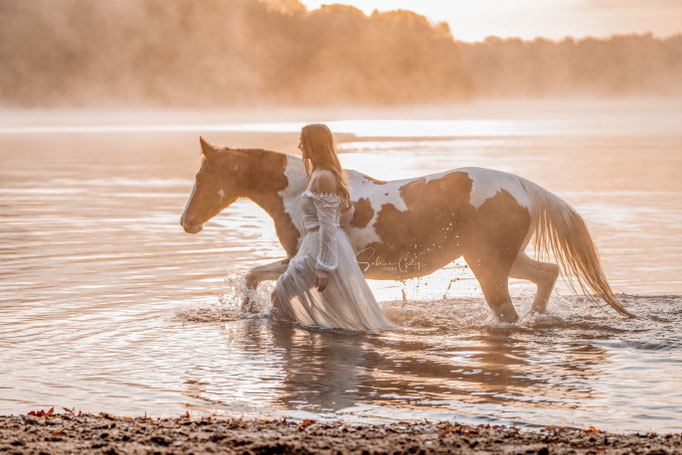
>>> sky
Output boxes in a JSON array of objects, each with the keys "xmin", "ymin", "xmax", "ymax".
[{"xmin": 299, "ymin": 0, "xmax": 682, "ymax": 42}]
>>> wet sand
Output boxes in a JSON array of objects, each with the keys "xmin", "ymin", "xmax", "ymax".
[{"xmin": 1, "ymin": 413, "xmax": 680, "ymax": 454}]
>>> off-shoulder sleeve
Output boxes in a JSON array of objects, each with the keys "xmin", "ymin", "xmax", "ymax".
[{"xmin": 310, "ymin": 192, "xmax": 341, "ymax": 273}]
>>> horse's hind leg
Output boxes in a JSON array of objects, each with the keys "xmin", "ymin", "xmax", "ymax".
[
  {"xmin": 509, "ymin": 252, "xmax": 560, "ymax": 314},
  {"xmin": 465, "ymin": 252, "xmax": 519, "ymax": 323}
]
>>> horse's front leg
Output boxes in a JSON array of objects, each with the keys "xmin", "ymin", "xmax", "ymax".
[{"xmin": 243, "ymin": 258, "xmax": 290, "ymax": 307}]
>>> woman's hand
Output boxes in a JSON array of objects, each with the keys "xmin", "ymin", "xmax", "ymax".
[{"xmin": 314, "ymin": 270, "xmax": 329, "ymax": 292}]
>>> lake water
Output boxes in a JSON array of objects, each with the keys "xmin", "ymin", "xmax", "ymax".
[{"xmin": 1, "ymin": 100, "xmax": 681, "ymax": 433}]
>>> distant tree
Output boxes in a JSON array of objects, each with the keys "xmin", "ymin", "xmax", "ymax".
[
  {"xmin": 455, "ymin": 33, "xmax": 682, "ymax": 98},
  {"xmin": 0, "ymin": 0, "xmax": 679, "ymax": 107}
]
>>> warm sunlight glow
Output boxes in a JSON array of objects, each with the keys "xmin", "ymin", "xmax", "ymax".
[
  {"xmin": 2, "ymin": 0, "xmax": 682, "ymax": 447},
  {"xmin": 300, "ymin": 0, "xmax": 682, "ymax": 41}
]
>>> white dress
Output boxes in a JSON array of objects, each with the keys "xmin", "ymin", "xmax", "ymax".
[{"xmin": 274, "ymin": 172, "xmax": 394, "ymax": 331}]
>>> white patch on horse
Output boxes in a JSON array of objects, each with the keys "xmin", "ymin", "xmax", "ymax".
[
  {"xmin": 218, "ymin": 188, "xmax": 225, "ymax": 201},
  {"xmin": 278, "ymin": 155, "xmax": 308, "ymax": 234},
  {"xmin": 276, "ymin": 155, "xmax": 404, "ymax": 250},
  {"xmin": 345, "ymin": 170, "xmax": 409, "ymax": 248},
  {"xmin": 461, "ymin": 167, "xmax": 532, "ymax": 211},
  {"xmin": 181, "ymin": 181, "xmax": 197, "ymax": 225}
]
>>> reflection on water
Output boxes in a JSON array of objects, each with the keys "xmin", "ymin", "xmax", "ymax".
[
  {"xmin": 1, "ymin": 103, "xmax": 681, "ymax": 433},
  {"xmin": 174, "ymin": 294, "xmax": 682, "ymax": 432}
]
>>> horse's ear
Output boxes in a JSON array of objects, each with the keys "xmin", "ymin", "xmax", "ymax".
[{"xmin": 199, "ymin": 136, "xmax": 219, "ymax": 160}]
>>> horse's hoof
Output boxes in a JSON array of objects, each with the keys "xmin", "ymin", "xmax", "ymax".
[
  {"xmin": 530, "ymin": 305, "xmax": 547, "ymax": 315},
  {"xmin": 496, "ymin": 309, "xmax": 519, "ymax": 323}
]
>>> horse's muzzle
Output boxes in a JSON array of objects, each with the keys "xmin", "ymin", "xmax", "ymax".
[{"xmin": 180, "ymin": 217, "xmax": 203, "ymax": 234}]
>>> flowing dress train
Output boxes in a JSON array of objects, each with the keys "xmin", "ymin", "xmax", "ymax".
[{"xmin": 274, "ymin": 174, "xmax": 393, "ymax": 331}]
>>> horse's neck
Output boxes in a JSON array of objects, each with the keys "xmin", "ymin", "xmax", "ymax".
[{"xmin": 239, "ymin": 153, "xmax": 306, "ymax": 255}]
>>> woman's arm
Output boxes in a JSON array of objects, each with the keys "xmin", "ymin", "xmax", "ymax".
[{"xmin": 310, "ymin": 171, "xmax": 339, "ymax": 292}]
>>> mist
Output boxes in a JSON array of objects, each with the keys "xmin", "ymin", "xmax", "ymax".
[
  {"xmin": 0, "ymin": 0, "xmax": 680, "ymax": 108},
  {"xmin": 456, "ymin": 34, "xmax": 682, "ymax": 98}
]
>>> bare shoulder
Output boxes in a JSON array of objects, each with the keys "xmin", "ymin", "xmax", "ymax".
[{"xmin": 311, "ymin": 170, "xmax": 338, "ymax": 195}]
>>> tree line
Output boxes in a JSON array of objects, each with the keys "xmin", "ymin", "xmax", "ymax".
[{"xmin": 0, "ymin": 0, "xmax": 679, "ymax": 107}]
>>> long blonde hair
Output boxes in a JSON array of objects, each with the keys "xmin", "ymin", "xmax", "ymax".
[{"xmin": 300, "ymin": 123, "xmax": 352, "ymax": 209}]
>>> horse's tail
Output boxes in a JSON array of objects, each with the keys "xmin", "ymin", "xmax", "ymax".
[{"xmin": 519, "ymin": 178, "xmax": 635, "ymax": 318}]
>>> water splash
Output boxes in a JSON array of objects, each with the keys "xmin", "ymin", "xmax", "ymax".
[{"xmin": 175, "ymin": 273, "xmax": 274, "ymax": 323}]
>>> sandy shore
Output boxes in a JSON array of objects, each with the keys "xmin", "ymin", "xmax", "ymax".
[{"xmin": 1, "ymin": 412, "xmax": 680, "ymax": 454}]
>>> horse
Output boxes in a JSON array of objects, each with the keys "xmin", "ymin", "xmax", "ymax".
[{"xmin": 180, "ymin": 137, "xmax": 634, "ymax": 322}]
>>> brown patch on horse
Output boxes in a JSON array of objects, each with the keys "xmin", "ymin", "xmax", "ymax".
[
  {"xmin": 465, "ymin": 189, "xmax": 531, "ymax": 269},
  {"xmin": 364, "ymin": 176, "xmax": 387, "ymax": 185},
  {"xmin": 350, "ymin": 198, "xmax": 374, "ymax": 228},
  {"xmin": 362, "ymin": 172, "xmax": 476, "ymax": 279}
]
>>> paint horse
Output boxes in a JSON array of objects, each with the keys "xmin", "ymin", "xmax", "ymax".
[{"xmin": 181, "ymin": 138, "xmax": 634, "ymax": 322}]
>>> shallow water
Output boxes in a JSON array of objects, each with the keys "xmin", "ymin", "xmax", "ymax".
[{"xmin": 1, "ymin": 100, "xmax": 681, "ymax": 433}]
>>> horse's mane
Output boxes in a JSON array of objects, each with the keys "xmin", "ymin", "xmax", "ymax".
[{"xmin": 201, "ymin": 146, "xmax": 298, "ymax": 163}]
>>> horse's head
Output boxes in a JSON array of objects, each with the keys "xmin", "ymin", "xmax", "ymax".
[{"xmin": 180, "ymin": 137, "xmax": 241, "ymax": 234}]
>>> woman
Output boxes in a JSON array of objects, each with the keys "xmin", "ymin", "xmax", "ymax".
[{"xmin": 272, "ymin": 124, "xmax": 394, "ymax": 331}]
